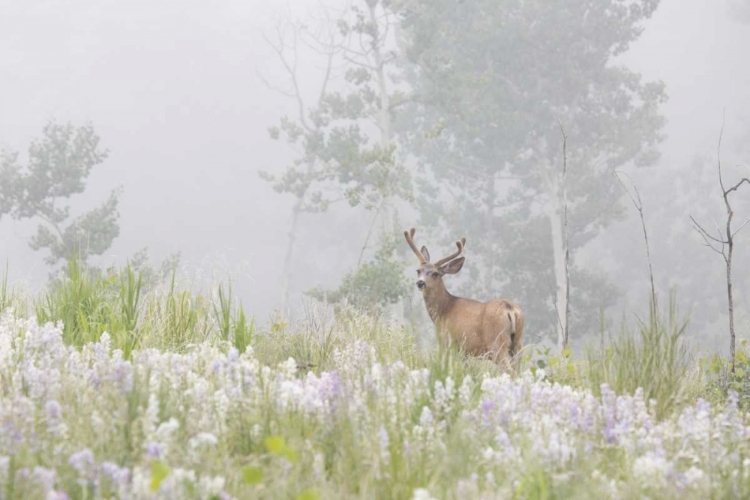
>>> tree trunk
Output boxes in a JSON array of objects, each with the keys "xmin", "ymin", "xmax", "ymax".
[
  {"xmin": 281, "ymin": 200, "xmax": 302, "ymax": 314},
  {"xmin": 547, "ymin": 199, "xmax": 568, "ymax": 351},
  {"xmin": 367, "ymin": 1, "xmax": 404, "ymax": 323},
  {"xmin": 727, "ymin": 248, "xmax": 735, "ymax": 373},
  {"xmin": 484, "ymin": 174, "xmax": 496, "ymax": 295}
]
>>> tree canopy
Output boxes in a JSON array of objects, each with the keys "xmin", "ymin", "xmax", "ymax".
[{"xmin": 1, "ymin": 121, "xmax": 121, "ymax": 267}]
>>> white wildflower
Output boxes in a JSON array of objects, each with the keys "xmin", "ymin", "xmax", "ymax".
[{"xmin": 412, "ymin": 487, "xmax": 437, "ymax": 500}]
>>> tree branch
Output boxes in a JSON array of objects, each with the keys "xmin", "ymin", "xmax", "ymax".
[
  {"xmin": 614, "ymin": 169, "xmax": 658, "ymax": 317},
  {"xmin": 725, "ymin": 177, "xmax": 750, "ymax": 195},
  {"xmin": 732, "ymin": 215, "xmax": 750, "ymax": 239},
  {"xmin": 689, "ymin": 215, "xmax": 728, "ymax": 245}
]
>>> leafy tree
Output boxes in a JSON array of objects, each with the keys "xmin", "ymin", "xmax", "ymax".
[
  {"xmin": 118, "ymin": 247, "xmax": 182, "ymax": 291},
  {"xmin": 260, "ymin": 0, "xmax": 413, "ymax": 314},
  {"xmin": 306, "ymin": 233, "xmax": 410, "ymax": 315},
  {"xmin": 394, "ymin": 0, "xmax": 667, "ymax": 345},
  {"xmin": 0, "ymin": 121, "xmax": 121, "ymax": 267}
]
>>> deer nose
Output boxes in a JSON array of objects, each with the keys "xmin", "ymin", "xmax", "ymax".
[{"xmin": 416, "ymin": 280, "xmax": 426, "ymax": 290}]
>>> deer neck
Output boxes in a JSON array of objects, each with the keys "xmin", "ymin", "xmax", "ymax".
[{"xmin": 422, "ymin": 281, "xmax": 457, "ymax": 324}]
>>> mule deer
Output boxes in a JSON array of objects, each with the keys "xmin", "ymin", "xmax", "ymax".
[{"xmin": 404, "ymin": 228, "xmax": 524, "ymax": 372}]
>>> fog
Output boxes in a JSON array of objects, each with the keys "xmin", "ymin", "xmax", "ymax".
[{"xmin": 1, "ymin": 0, "xmax": 748, "ymax": 354}]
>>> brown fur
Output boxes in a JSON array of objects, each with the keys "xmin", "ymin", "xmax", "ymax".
[{"xmin": 405, "ymin": 228, "xmax": 524, "ymax": 373}]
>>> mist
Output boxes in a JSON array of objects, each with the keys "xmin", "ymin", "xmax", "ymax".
[{"xmin": 1, "ymin": 0, "xmax": 748, "ymax": 355}]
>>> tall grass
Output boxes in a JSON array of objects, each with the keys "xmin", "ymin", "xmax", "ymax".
[
  {"xmin": 213, "ymin": 282, "xmax": 255, "ymax": 354},
  {"xmin": 0, "ymin": 261, "xmax": 21, "ymax": 315},
  {"xmin": 28, "ymin": 256, "xmax": 254, "ymax": 356},
  {"xmin": 585, "ymin": 293, "xmax": 701, "ymax": 418},
  {"xmin": 34, "ymin": 257, "xmax": 120, "ymax": 346}
]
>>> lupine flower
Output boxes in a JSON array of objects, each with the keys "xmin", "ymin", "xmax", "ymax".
[{"xmin": 68, "ymin": 448, "xmax": 95, "ymax": 481}]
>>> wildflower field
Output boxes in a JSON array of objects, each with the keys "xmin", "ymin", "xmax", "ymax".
[{"xmin": 1, "ymin": 264, "xmax": 749, "ymax": 500}]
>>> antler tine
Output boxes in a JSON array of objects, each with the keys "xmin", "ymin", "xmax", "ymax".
[
  {"xmin": 434, "ymin": 237, "xmax": 466, "ymax": 268},
  {"xmin": 404, "ymin": 227, "xmax": 427, "ymax": 264}
]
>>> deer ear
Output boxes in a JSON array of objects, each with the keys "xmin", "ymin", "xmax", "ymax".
[
  {"xmin": 420, "ymin": 245, "xmax": 430, "ymax": 262},
  {"xmin": 440, "ymin": 257, "xmax": 464, "ymax": 275}
]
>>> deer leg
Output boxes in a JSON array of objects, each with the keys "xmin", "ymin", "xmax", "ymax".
[{"xmin": 494, "ymin": 346, "xmax": 512, "ymax": 373}]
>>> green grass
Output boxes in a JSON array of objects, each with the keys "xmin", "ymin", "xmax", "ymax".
[{"xmin": 584, "ymin": 294, "xmax": 703, "ymax": 419}]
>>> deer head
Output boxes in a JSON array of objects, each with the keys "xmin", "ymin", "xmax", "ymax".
[
  {"xmin": 403, "ymin": 227, "xmax": 466, "ymax": 293},
  {"xmin": 404, "ymin": 227, "xmax": 525, "ymax": 373}
]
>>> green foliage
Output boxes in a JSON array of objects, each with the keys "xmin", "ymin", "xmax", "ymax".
[
  {"xmin": 527, "ymin": 345, "xmax": 584, "ymax": 388},
  {"xmin": 150, "ymin": 460, "xmax": 171, "ymax": 491},
  {"xmin": 0, "ymin": 263, "xmax": 7, "ymax": 313},
  {"xmin": 144, "ymin": 272, "xmax": 205, "ymax": 350},
  {"xmin": 306, "ymin": 233, "xmax": 411, "ymax": 315},
  {"xmin": 118, "ymin": 263, "xmax": 143, "ymax": 333},
  {"xmin": 0, "ymin": 121, "xmax": 122, "ymax": 266},
  {"xmin": 35, "ymin": 255, "xmax": 120, "ymax": 347},
  {"xmin": 213, "ymin": 285, "xmax": 255, "ymax": 353},
  {"xmin": 213, "ymin": 282, "xmax": 255, "ymax": 353},
  {"xmin": 704, "ymin": 339, "xmax": 750, "ymax": 411},
  {"xmin": 297, "ymin": 489, "xmax": 321, "ymax": 500},
  {"xmin": 116, "ymin": 262, "xmax": 143, "ymax": 358},
  {"xmin": 31, "ymin": 253, "xmax": 216, "ymax": 355},
  {"xmin": 264, "ymin": 435, "xmax": 299, "ymax": 463},
  {"xmin": 120, "ymin": 247, "xmax": 182, "ymax": 292},
  {"xmin": 260, "ymin": 4, "xmax": 412, "ymax": 213},
  {"xmin": 242, "ymin": 466, "xmax": 264, "ymax": 485},
  {"xmin": 585, "ymin": 294, "xmax": 700, "ymax": 419},
  {"xmin": 514, "ymin": 469, "xmax": 553, "ymax": 500},
  {"xmin": 0, "ymin": 261, "xmax": 20, "ymax": 315}
]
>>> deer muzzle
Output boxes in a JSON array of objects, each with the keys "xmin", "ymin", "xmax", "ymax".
[{"xmin": 416, "ymin": 279, "xmax": 426, "ymax": 290}]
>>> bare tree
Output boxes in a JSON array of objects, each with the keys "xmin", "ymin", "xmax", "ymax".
[
  {"xmin": 559, "ymin": 125, "xmax": 571, "ymax": 352},
  {"xmin": 690, "ymin": 120, "xmax": 750, "ymax": 373},
  {"xmin": 615, "ymin": 170, "xmax": 658, "ymax": 318},
  {"xmin": 257, "ymin": 11, "xmax": 340, "ymax": 312}
]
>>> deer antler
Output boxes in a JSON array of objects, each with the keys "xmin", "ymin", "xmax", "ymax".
[
  {"xmin": 404, "ymin": 227, "xmax": 427, "ymax": 264},
  {"xmin": 434, "ymin": 237, "xmax": 466, "ymax": 268}
]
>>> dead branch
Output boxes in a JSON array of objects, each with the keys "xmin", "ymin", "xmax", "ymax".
[
  {"xmin": 259, "ymin": 10, "xmax": 343, "ymax": 134},
  {"xmin": 614, "ymin": 170, "xmax": 658, "ymax": 316}
]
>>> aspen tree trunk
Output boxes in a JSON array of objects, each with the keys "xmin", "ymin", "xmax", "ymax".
[
  {"xmin": 543, "ymin": 164, "xmax": 568, "ymax": 351},
  {"xmin": 548, "ymin": 199, "xmax": 568, "ymax": 350},
  {"xmin": 281, "ymin": 199, "xmax": 302, "ymax": 314},
  {"xmin": 366, "ymin": 0, "xmax": 404, "ymax": 323},
  {"xmin": 484, "ymin": 175, "xmax": 497, "ymax": 294}
]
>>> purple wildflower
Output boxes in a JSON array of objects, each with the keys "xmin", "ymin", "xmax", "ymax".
[
  {"xmin": 101, "ymin": 461, "xmax": 131, "ymax": 485},
  {"xmin": 68, "ymin": 448, "xmax": 95, "ymax": 477},
  {"xmin": 31, "ymin": 466, "xmax": 57, "ymax": 493},
  {"xmin": 144, "ymin": 441, "xmax": 165, "ymax": 460},
  {"xmin": 45, "ymin": 400, "xmax": 62, "ymax": 420}
]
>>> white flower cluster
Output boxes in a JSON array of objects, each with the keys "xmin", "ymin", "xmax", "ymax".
[{"xmin": 0, "ymin": 310, "xmax": 749, "ymax": 499}]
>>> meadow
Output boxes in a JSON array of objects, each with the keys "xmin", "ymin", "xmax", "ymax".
[{"xmin": 0, "ymin": 261, "xmax": 749, "ymax": 500}]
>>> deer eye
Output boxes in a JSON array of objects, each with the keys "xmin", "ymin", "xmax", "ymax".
[
  {"xmin": 416, "ymin": 269, "xmax": 421, "ymax": 275},
  {"xmin": 431, "ymin": 272, "xmax": 439, "ymax": 279}
]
